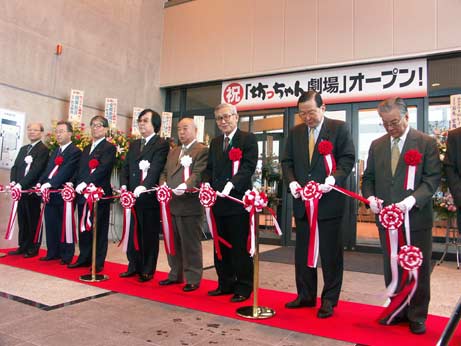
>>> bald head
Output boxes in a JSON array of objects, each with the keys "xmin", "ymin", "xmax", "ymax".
[
  {"xmin": 177, "ymin": 117, "xmax": 197, "ymax": 146},
  {"xmin": 27, "ymin": 122, "xmax": 44, "ymax": 142}
]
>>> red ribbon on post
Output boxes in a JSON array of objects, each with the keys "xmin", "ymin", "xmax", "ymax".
[
  {"xmin": 156, "ymin": 184, "xmax": 175, "ymax": 256},
  {"xmin": 118, "ymin": 189, "xmax": 139, "ymax": 252},
  {"xmin": 60, "ymin": 184, "xmax": 76, "ymax": 244},
  {"xmin": 80, "ymin": 184, "xmax": 104, "ymax": 233}
]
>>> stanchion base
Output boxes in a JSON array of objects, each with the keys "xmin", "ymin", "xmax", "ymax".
[
  {"xmin": 79, "ymin": 274, "xmax": 109, "ymax": 282},
  {"xmin": 0, "ymin": 253, "xmax": 6, "ymax": 258},
  {"xmin": 236, "ymin": 306, "xmax": 275, "ymax": 319}
]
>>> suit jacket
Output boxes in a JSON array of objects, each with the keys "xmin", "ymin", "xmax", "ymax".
[
  {"xmin": 202, "ymin": 129, "xmax": 258, "ymax": 216},
  {"xmin": 75, "ymin": 139, "xmax": 116, "ymax": 205},
  {"xmin": 362, "ymin": 127, "xmax": 441, "ymax": 230},
  {"xmin": 11, "ymin": 141, "xmax": 49, "ymax": 189},
  {"xmin": 40, "ymin": 143, "xmax": 82, "ymax": 205},
  {"xmin": 159, "ymin": 141, "xmax": 208, "ymax": 216},
  {"xmin": 120, "ymin": 135, "xmax": 169, "ymax": 209},
  {"xmin": 282, "ymin": 117, "xmax": 355, "ymax": 220},
  {"xmin": 444, "ymin": 127, "xmax": 461, "ymax": 206}
]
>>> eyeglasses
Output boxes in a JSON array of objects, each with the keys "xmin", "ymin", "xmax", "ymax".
[
  {"xmin": 90, "ymin": 123, "xmax": 104, "ymax": 129},
  {"xmin": 215, "ymin": 114, "xmax": 234, "ymax": 122},
  {"xmin": 380, "ymin": 118, "xmax": 403, "ymax": 128}
]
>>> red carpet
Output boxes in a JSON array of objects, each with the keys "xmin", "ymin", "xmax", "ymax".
[{"xmin": 1, "ymin": 248, "xmax": 459, "ymax": 346}]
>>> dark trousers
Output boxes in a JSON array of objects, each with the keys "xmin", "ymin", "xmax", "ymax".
[
  {"xmin": 17, "ymin": 194, "xmax": 41, "ymax": 254},
  {"xmin": 214, "ymin": 213, "xmax": 253, "ymax": 297},
  {"xmin": 126, "ymin": 207, "xmax": 160, "ymax": 275},
  {"xmin": 294, "ymin": 216, "xmax": 343, "ymax": 305},
  {"xmin": 44, "ymin": 204, "xmax": 75, "ymax": 261},
  {"xmin": 77, "ymin": 202, "xmax": 110, "ymax": 267},
  {"xmin": 378, "ymin": 226, "xmax": 432, "ymax": 323}
]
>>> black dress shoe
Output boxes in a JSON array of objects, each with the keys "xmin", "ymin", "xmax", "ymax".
[
  {"xmin": 92, "ymin": 266, "xmax": 103, "ymax": 274},
  {"xmin": 230, "ymin": 294, "xmax": 249, "ymax": 303},
  {"xmin": 67, "ymin": 261, "xmax": 91, "ymax": 269},
  {"xmin": 119, "ymin": 270, "xmax": 137, "ymax": 278},
  {"xmin": 208, "ymin": 288, "xmax": 233, "ymax": 296},
  {"xmin": 379, "ymin": 315, "xmax": 409, "ymax": 326},
  {"xmin": 8, "ymin": 249, "xmax": 25, "ymax": 255},
  {"xmin": 317, "ymin": 300, "xmax": 334, "ymax": 318},
  {"xmin": 23, "ymin": 252, "xmax": 38, "ymax": 258},
  {"xmin": 285, "ymin": 297, "xmax": 316, "ymax": 309},
  {"xmin": 159, "ymin": 279, "xmax": 182, "ymax": 286},
  {"xmin": 409, "ymin": 321, "xmax": 426, "ymax": 334},
  {"xmin": 39, "ymin": 256, "xmax": 58, "ymax": 261},
  {"xmin": 183, "ymin": 284, "xmax": 199, "ymax": 292},
  {"xmin": 138, "ymin": 274, "xmax": 153, "ymax": 282},
  {"xmin": 60, "ymin": 259, "xmax": 71, "ymax": 265}
]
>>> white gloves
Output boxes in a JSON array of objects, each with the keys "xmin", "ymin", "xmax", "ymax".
[
  {"xmin": 289, "ymin": 181, "xmax": 301, "ymax": 199},
  {"xmin": 40, "ymin": 182, "xmax": 51, "ymax": 193},
  {"xmin": 367, "ymin": 196, "xmax": 383, "ymax": 214},
  {"xmin": 396, "ymin": 196, "xmax": 416, "ymax": 212},
  {"xmin": 75, "ymin": 182, "xmax": 87, "ymax": 194},
  {"xmin": 203, "ymin": 182, "xmax": 211, "ymax": 189},
  {"xmin": 173, "ymin": 183, "xmax": 187, "ymax": 196},
  {"xmin": 221, "ymin": 181, "xmax": 234, "ymax": 196},
  {"xmin": 13, "ymin": 183, "xmax": 22, "ymax": 191},
  {"xmin": 120, "ymin": 185, "xmax": 127, "ymax": 191},
  {"xmin": 319, "ymin": 175, "xmax": 335, "ymax": 193},
  {"xmin": 133, "ymin": 185, "xmax": 147, "ymax": 198}
]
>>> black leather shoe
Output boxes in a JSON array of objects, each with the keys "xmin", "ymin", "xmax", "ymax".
[
  {"xmin": 183, "ymin": 284, "xmax": 199, "ymax": 292},
  {"xmin": 60, "ymin": 259, "xmax": 71, "ymax": 265},
  {"xmin": 8, "ymin": 249, "xmax": 24, "ymax": 255},
  {"xmin": 409, "ymin": 321, "xmax": 426, "ymax": 334},
  {"xmin": 317, "ymin": 300, "xmax": 334, "ymax": 318},
  {"xmin": 208, "ymin": 288, "xmax": 232, "ymax": 296},
  {"xmin": 138, "ymin": 274, "xmax": 153, "ymax": 282},
  {"xmin": 23, "ymin": 252, "xmax": 38, "ymax": 258},
  {"xmin": 39, "ymin": 256, "xmax": 58, "ymax": 261},
  {"xmin": 285, "ymin": 297, "xmax": 316, "ymax": 309},
  {"xmin": 67, "ymin": 261, "xmax": 91, "ymax": 269},
  {"xmin": 159, "ymin": 279, "xmax": 182, "ymax": 286},
  {"xmin": 230, "ymin": 294, "xmax": 249, "ymax": 303},
  {"xmin": 119, "ymin": 270, "xmax": 137, "ymax": 278},
  {"xmin": 92, "ymin": 266, "xmax": 103, "ymax": 274},
  {"xmin": 379, "ymin": 315, "xmax": 409, "ymax": 326}
]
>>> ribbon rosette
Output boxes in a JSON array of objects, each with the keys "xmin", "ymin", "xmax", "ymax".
[
  {"xmin": 61, "ymin": 183, "xmax": 76, "ymax": 244},
  {"xmin": 5, "ymin": 186, "xmax": 22, "ymax": 240},
  {"xmin": 403, "ymin": 149, "xmax": 422, "ymax": 190},
  {"xmin": 34, "ymin": 183, "xmax": 51, "ymax": 243},
  {"xmin": 48, "ymin": 155, "xmax": 64, "ymax": 179},
  {"xmin": 89, "ymin": 158, "xmax": 100, "ymax": 174},
  {"xmin": 229, "ymin": 147, "xmax": 242, "ymax": 176},
  {"xmin": 138, "ymin": 160, "xmax": 150, "ymax": 183},
  {"xmin": 24, "ymin": 155, "xmax": 33, "ymax": 176},
  {"xmin": 119, "ymin": 189, "xmax": 139, "ymax": 252},
  {"xmin": 300, "ymin": 181, "xmax": 323, "ymax": 268},
  {"xmin": 156, "ymin": 184, "xmax": 175, "ymax": 256},
  {"xmin": 180, "ymin": 155, "xmax": 192, "ymax": 182},
  {"xmin": 80, "ymin": 183, "xmax": 104, "ymax": 233},
  {"xmin": 318, "ymin": 140, "xmax": 336, "ymax": 176},
  {"xmin": 199, "ymin": 184, "xmax": 231, "ymax": 260}
]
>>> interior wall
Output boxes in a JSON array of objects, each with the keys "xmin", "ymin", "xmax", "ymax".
[{"xmin": 160, "ymin": 0, "xmax": 461, "ymax": 86}]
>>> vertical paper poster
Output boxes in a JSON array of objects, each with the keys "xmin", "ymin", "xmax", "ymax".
[
  {"xmin": 68, "ymin": 89, "xmax": 84, "ymax": 123},
  {"xmin": 0, "ymin": 108, "xmax": 25, "ymax": 169},
  {"xmin": 161, "ymin": 112, "xmax": 173, "ymax": 138},
  {"xmin": 132, "ymin": 107, "xmax": 143, "ymax": 136},
  {"xmin": 105, "ymin": 98, "xmax": 118, "ymax": 126},
  {"xmin": 193, "ymin": 116, "xmax": 205, "ymax": 143},
  {"xmin": 450, "ymin": 94, "xmax": 461, "ymax": 129}
]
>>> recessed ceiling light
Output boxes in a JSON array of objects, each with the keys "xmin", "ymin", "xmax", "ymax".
[{"xmin": 432, "ymin": 83, "xmax": 441, "ymax": 87}]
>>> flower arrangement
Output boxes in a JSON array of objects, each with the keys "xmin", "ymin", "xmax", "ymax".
[{"xmin": 107, "ymin": 129, "xmax": 139, "ymax": 170}]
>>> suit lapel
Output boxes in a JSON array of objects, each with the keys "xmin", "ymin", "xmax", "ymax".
[
  {"xmin": 137, "ymin": 135, "xmax": 158, "ymax": 160},
  {"xmin": 171, "ymin": 146, "xmax": 183, "ymax": 176}
]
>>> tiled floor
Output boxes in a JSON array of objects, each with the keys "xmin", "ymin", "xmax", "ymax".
[{"xmin": 0, "ymin": 238, "xmax": 459, "ymax": 345}]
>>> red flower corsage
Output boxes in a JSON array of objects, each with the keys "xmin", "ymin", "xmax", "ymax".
[
  {"xmin": 318, "ymin": 140, "xmax": 333, "ymax": 155},
  {"xmin": 229, "ymin": 147, "xmax": 243, "ymax": 161},
  {"xmin": 54, "ymin": 156, "xmax": 64, "ymax": 166},
  {"xmin": 404, "ymin": 149, "xmax": 422, "ymax": 166},
  {"xmin": 89, "ymin": 159, "xmax": 100, "ymax": 170}
]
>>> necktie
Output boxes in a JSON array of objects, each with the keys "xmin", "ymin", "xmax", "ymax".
[
  {"xmin": 308, "ymin": 127, "xmax": 315, "ymax": 163},
  {"xmin": 58, "ymin": 147, "xmax": 62, "ymax": 155},
  {"xmin": 223, "ymin": 136, "xmax": 230, "ymax": 152},
  {"xmin": 26, "ymin": 144, "xmax": 33, "ymax": 155},
  {"xmin": 89, "ymin": 143, "xmax": 96, "ymax": 154},
  {"xmin": 391, "ymin": 137, "xmax": 400, "ymax": 175},
  {"xmin": 140, "ymin": 138, "xmax": 146, "ymax": 152}
]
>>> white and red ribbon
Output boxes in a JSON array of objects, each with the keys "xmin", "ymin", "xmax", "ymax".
[
  {"xmin": 180, "ymin": 155, "xmax": 192, "ymax": 182},
  {"xmin": 318, "ymin": 140, "xmax": 336, "ymax": 176},
  {"xmin": 60, "ymin": 184, "xmax": 76, "ymax": 244},
  {"xmin": 24, "ymin": 155, "xmax": 33, "ymax": 176},
  {"xmin": 199, "ymin": 184, "xmax": 232, "ymax": 260},
  {"xmin": 229, "ymin": 148, "xmax": 242, "ymax": 176},
  {"xmin": 89, "ymin": 159, "xmax": 99, "ymax": 175},
  {"xmin": 139, "ymin": 160, "xmax": 150, "ymax": 183},
  {"xmin": 156, "ymin": 184, "xmax": 175, "ymax": 255},
  {"xmin": 34, "ymin": 184, "xmax": 50, "ymax": 243},
  {"xmin": 80, "ymin": 183, "xmax": 104, "ymax": 233},
  {"xmin": 118, "ymin": 189, "xmax": 139, "ymax": 252},
  {"xmin": 48, "ymin": 156, "xmax": 64, "ymax": 179},
  {"xmin": 300, "ymin": 181, "xmax": 323, "ymax": 268},
  {"xmin": 5, "ymin": 187, "xmax": 22, "ymax": 240},
  {"xmin": 243, "ymin": 189, "xmax": 269, "ymax": 256},
  {"xmin": 403, "ymin": 149, "xmax": 422, "ymax": 191}
]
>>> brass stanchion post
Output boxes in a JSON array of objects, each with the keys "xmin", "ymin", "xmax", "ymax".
[
  {"xmin": 237, "ymin": 210, "xmax": 275, "ymax": 319},
  {"xmin": 80, "ymin": 200, "xmax": 109, "ymax": 282}
]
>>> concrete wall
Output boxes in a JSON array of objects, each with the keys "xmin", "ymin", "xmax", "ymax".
[{"xmin": 160, "ymin": 0, "xmax": 461, "ymax": 86}]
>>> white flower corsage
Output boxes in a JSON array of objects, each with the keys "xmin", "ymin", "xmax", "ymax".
[
  {"xmin": 24, "ymin": 155, "xmax": 33, "ymax": 164},
  {"xmin": 180, "ymin": 155, "xmax": 192, "ymax": 168},
  {"xmin": 139, "ymin": 160, "xmax": 150, "ymax": 182}
]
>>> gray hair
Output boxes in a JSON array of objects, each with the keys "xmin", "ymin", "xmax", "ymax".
[
  {"xmin": 214, "ymin": 103, "xmax": 237, "ymax": 115},
  {"xmin": 378, "ymin": 97, "xmax": 408, "ymax": 118}
]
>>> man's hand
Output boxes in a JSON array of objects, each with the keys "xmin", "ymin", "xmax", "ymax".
[
  {"xmin": 396, "ymin": 196, "xmax": 416, "ymax": 212},
  {"xmin": 367, "ymin": 196, "xmax": 383, "ymax": 214},
  {"xmin": 133, "ymin": 185, "xmax": 147, "ymax": 198},
  {"xmin": 319, "ymin": 175, "xmax": 335, "ymax": 193},
  {"xmin": 220, "ymin": 182, "xmax": 234, "ymax": 196},
  {"xmin": 40, "ymin": 182, "xmax": 51, "ymax": 193},
  {"xmin": 173, "ymin": 183, "xmax": 187, "ymax": 196},
  {"xmin": 75, "ymin": 182, "xmax": 87, "ymax": 194},
  {"xmin": 289, "ymin": 181, "xmax": 301, "ymax": 199},
  {"xmin": 13, "ymin": 183, "xmax": 22, "ymax": 191}
]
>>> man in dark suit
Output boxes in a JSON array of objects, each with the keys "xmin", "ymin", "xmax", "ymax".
[
  {"xmin": 68, "ymin": 116, "xmax": 116, "ymax": 273},
  {"xmin": 282, "ymin": 90, "xmax": 355, "ymax": 318},
  {"xmin": 444, "ymin": 126, "xmax": 461, "ymax": 239},
  {"xmin": 159, "ymin": 117, "xmax": 208, "ymax": 292},
  {"xmin": 39, "ymin": 121, "xmax": 82, "ymax": 264},
  {"xmin": 202, "ymin": 103, "xmax": 258, "ymax": 303},
  {"xmin": 362, "ymin": 97, "xmax": 441, "ymax": 334},
  {"xmin": 9, "ymin": 122, "xmax": 49, "ymax": 257},
  {"xmin": 119, "ymin": 109, "xmax": 169, "ymax": 283}
]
